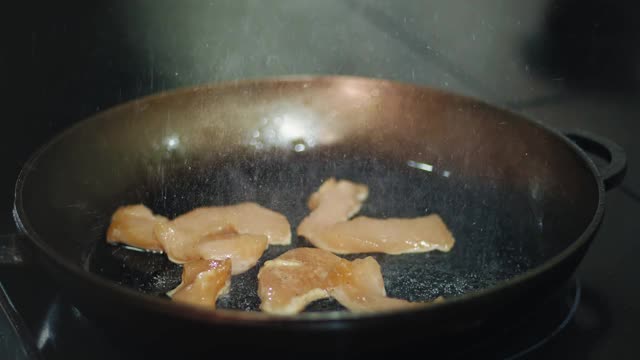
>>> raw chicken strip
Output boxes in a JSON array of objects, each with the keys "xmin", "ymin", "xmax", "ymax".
[
  {"xmin": 257, "ymin": 247, "xmax": 418, "ymax": 315},
  {"xmin": 168, "ymin": 258, "xmax": 231, "ymax": 309},
  {"xmin": 297, "ymin": 178, "xmax": 368, "ymax": 239},
  {"xmin": 257, "ymin": 248, "xmax": 343, "ymax": 315},
  {"xmin": 154, "ymin": 202, "xmax": 290, "ymax": 263},
  {"xmin": 326, "ymin": 257, "xmax": 419, "ymax": 313},
  {"xmin": 197, "ymin": 232, "xmax": 268, "ymax": 275},
  {"xmin": 308, "ymin": 215, "xmax": 455, "ymax": 255},
  {"xmin": 106, "ymin": 204, "xmax": 167, "ymax": 252},
  {"xmin": 297, "ymin": 178, "xmax": 454, "ymax": 254}
]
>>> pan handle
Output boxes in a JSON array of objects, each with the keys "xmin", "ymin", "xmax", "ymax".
[{"xmin": 564, "ymin": 130, "xmax": 627, "ymax": 190}]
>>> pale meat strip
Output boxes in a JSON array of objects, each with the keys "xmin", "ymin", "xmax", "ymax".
[
  {"xmin": 308, "ymin": 214, "xmax": 455, "ymax": 255},
  {"xmin": 257, "ymin": 248, "xmax": 420, "ymax": 315},
  {"xmin": 197, "ymin": 232, "xmax": 268, "ymax": 275},
  {"xmin": 297, "ymin": 178, "xmax": 368, "ymax": 239},
  {"xmin": 154, "ymin": 202, "xmax": 291, "ymax": 263},
  {"xmin": 106, "ymin": 204, "xmax": 167, "ymax": 252},
  {"xmin": 168, "ymin": 258, "xmax": 231, "ymax": 309},
  {"xmin": 326, "ymin": 257, "xmax": 420, "ymax": 312},
  {"xmin": 257, "ymin": 248, "xmax": 343, "ymax": 315},
  {"xmin": 297, "ymin": 178, "xmax": 454, "ymax": 255}
]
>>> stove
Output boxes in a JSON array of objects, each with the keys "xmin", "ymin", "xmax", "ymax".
[
  {"xmin": 4, "ymin": 1, "xmax": 639, "ymax": 358},
  {"xmin": 0, "ymin": 269, "xmax": 585, "ymax": 359}
]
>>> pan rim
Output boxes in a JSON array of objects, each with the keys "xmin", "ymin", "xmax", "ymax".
[{"xmin": 12, "ymin": 74, "xmax": 605, "ymax": 325}]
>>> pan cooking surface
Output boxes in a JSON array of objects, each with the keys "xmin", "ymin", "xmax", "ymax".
[{"xmin": 85, "ymin": 150, "xmax": 544, "ymax": 312}]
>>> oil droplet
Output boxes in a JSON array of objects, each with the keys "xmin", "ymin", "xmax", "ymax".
[{"xmin": 291, "ymin": 139, "xmax": 308, "ymax": 152}]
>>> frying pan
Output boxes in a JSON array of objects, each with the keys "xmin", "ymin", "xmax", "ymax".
[{"xmin": 5, "ymin": 76, "xmax": 626, "ymax": 355}]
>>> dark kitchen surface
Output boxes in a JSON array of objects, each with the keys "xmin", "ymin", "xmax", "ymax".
[{"xmin": 2, "ymin": 1, "xmax": 639, "ymax": 359}]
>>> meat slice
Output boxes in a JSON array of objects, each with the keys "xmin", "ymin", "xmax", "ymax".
[
  {"xmin": 197, "ymin": 232, "xmax": 268, "ymax": 275},
  {"xmin": 168, "ymin": 258, "xmax": 231, "ymax": 309},
  {"xmin": 307, "ymin": 215, "xmax": 455, "ymax": 255},
  {"xmin": 257, "ymin": 248, "xmax": 342, "ymax": 315},
  {"xmin": 154, "ymin": 202, "xmax": 290, "ymax": 263},
  {"xmin": 326, "ymin": 257, "xmax": 419, "ymax": 312},
  {"xmin": 257, "ymin": 247, "xmax": 418, "ymax": 315},
  {"xmin": 106, "ymin": 204, "xmax": 167, "ymax": 252},
  {"xmin": 297, "ymin": 178, "xmax": 368, "ymax": 239},
  {"xmin": 297, "ymin": 179, "xmax": 455, "ymax": 255}
]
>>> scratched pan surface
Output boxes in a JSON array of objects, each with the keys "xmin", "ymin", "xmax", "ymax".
[{"xmin": 14, "ymin": 76, "xmax": 600, "ymax": 332}]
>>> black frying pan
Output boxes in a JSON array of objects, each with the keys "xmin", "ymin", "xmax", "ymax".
[{"xmin": 7, "ymin": 76, "xmax": 626, "ymax": 355}]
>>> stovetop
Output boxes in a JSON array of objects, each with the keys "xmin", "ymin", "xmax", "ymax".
[
  {"xmin": 0, "ymin": 264, "xmax": 585, "ymax": 360},
  {"xmin": 3, "ymin": 1, "xmax": 639, "ymax": 358}
]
